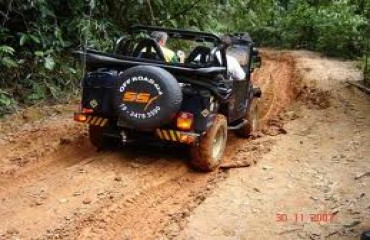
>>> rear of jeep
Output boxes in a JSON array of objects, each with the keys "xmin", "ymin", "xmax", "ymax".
[{"xmin": 74, "ymin": 26, "xmax": 259, "ymax": 171}]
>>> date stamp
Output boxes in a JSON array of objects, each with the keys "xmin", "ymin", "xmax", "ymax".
[{"xmin": 276, "ymin": 213, "xmax": 336, "ymax": 223}]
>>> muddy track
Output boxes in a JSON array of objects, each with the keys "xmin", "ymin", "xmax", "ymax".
[{"xmin": 0, "ymin": 51, "xmax": 299, "ymax": 239}]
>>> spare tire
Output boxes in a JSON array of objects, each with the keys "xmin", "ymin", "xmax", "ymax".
[{"xmin": 114, "ymin": 66, "xmax": 182, "ymax": 129}]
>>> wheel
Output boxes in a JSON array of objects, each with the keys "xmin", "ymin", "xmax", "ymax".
[
  {"xmin": 361, "ymin": 230, "xmax": 370, "ymax": 240},
  {"xmin": 189, "ymin": 114, "xmax": 228, "ymax": 172},
  {"xmin": 89, "ymin": 125, "xmax": 105, "ymax": 149},
  {"xmin": 89, "ymin": 125, "xmax": 115, "ymax": 150},
  {"xmin": 235, "ymin": 99, "xmax": 258, "ymax": 138}
]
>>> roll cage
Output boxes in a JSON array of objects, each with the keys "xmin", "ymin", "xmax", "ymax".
[
  {"xmin": 113, "ymin": 25, "xmax": 228, "ymax": 70},
  {"xmin": 73, "ymin": 25, "xmax": 259, "ymax": 85}
]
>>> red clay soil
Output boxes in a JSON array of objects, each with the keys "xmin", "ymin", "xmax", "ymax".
[{"xmin": 0, "ymin": 51, "xmax": 299, "ymax": 239}]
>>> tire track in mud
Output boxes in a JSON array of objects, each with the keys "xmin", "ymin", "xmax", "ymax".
[
  {"xmin": 1, "ymin": 144, "xmax": 189, "ymax": 238},
  {"xmin": 0, "ymin": 118, "xmax": 88, "ymax": 176},
  {"xmin": 71, "ymin": 167, "xmax": 227, "ymax": 240},
  {"xmin": 0, "ymin": 136, "xmax": 93, "ymax": 187},
  {"xmin": 0, "ymin": 50, "xmax": 300, "ymax": 239}
]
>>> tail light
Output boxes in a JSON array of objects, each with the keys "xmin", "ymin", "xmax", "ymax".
[
  {"xmin": 176, "ymin": 112, "xmax": 194, "ymax": 131},
  {"xmin": 74, "ymin": 113, "xmax": 87, "ymax": 122},
  {"xmin": 82, "ymin": 108, "xmax": 94, "ymax": 114}
]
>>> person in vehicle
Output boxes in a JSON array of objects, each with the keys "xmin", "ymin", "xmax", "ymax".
[
  {"xmin": 150, "ymin": 31, "xmax": 178, "ymax": 63},
  {"xmin": 219, "ymin": 35, "xmax": 246, "ymax": 81}
]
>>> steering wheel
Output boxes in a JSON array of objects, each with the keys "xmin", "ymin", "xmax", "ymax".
[
  {"xmin": 185, "ymin": 46, "xmax": 211, "ymax": 64},
  {"xmin": 132, "ymin": 38, "xmax": 166, "ymax": 61}
]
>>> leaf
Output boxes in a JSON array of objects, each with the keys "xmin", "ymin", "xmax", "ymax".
[
  {"xmin": 20, "ymin": 34, "xmax": 27, "ymax": 46},
  {"xmin": 30, "ymin": 35, "xmax": 41, "ymax": 44},
  {"xmin": 0, "ymin": 91, "xmax": 15, "ymax": 107},
  {"xmin": 27, "ymin": 93, "xmax": 43, "ymax": 101},
  {"xmin": 27, "ymin": 83, "xmax": 46, "ymax": 101},
  {"xmin": 89, "ymin": 0, "xmax": 96, "ymax": 9},
  {"xmin": 34, "ymin": 51, "xmax": 44, "ymax": 57},
  {"xmin": 0, "ymin": 97, "xmax": 11, "ymax": 106},
  {"xmin": 44, "ymin": 57, "xmax": 55, "ymax": 70},
  {"xmin": 63, "ymin": 41, "xmax": 73, "ymax": 47},
  {"xmin": 169, "ymin": 19, "xmax": 178, "ymax": 28},
  {"xmin": 68, "ymin": 67, "xmax": 77, "ymax": 74},
  {"xmin": 0, "ymin": 46, "xmax": 15, "ymax": 54},
  {"xmin": 1, "ymin": 57, "xmax": 18, "ymax": 68}
]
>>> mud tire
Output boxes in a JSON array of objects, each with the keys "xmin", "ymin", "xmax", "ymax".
[
  {"xmin": 235, "ymin": 100, "xmax": 258, "ymax": 138},
  {"xmin": 189, "ymin": 114, "xmax": 228, "ymax": 172}
]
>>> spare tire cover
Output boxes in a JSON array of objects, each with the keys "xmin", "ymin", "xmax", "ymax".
[{"xmin": 114, "ymin": 66, "xmax": 182, "ymax": 129}]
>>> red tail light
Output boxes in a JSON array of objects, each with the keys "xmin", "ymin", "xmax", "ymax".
[
  {"xmin": 82, "ymin": 108, "xmax": 94, "ymax": 114},
  {"xmin": 176, "ymin": 112, "xmax": 194, "ymax": 131}
]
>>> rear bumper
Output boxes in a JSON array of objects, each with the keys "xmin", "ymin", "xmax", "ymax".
[
  {"xmin": 155, "ymin": 129, "xmax": 199, "ymax": 144},
  {"xmin": 74, "ymin": 112, "xmax": 199, "ymax": 145},
  {"xmin": 74, "ymin": 113, "xmax": 109, "ymax": 127}
]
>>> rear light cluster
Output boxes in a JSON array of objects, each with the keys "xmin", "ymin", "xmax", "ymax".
[
  {"xmin": 176, "ymin": 112, "xmax": 193, "ymax": 131},
  {"xmin": 179, "ymin": 134, "xmax": 196, "ymax": 144},
  {"xmin": 74, "ymin": 108, "xmax": 93, "ymax": 122},
  {"xmin": 82, "ymin": 108, "xmax": 94, "ymax": 114},
  {"xmin": 74, "ymin": 113, "xmax": 87, "ymax": 122}
]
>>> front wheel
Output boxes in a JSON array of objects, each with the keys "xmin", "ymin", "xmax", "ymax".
[{"xmin": 189, "ymin": 114, "xmax": 228, "ymax": 172}]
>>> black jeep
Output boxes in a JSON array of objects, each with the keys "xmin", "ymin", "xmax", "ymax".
[{"xmin": 73, "ymin": 25, "xmax": 261, "ymax": 172}]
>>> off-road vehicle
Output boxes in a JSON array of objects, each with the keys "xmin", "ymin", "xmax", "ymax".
[{"xmin": 73, "ymin": 25, "xmax": 261, "ymax": 172}]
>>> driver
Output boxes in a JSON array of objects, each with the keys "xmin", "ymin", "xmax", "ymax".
[
  {"xmin": 219, "ymin": 35, "xmax": 246, "ymax": 81},
  {"xmin": 150, "ymin": 31, "xmax": 178, "ymax": 63}
]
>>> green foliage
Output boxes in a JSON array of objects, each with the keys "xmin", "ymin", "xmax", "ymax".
[
  {"xmin": 0, "ymin": 89, "xmax": 17, "ymax": 116},
  {"xmin": 0, "ymin": 45, "xmax": 18, "ymax": 68}
]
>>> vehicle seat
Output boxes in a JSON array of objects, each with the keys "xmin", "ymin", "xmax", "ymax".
[
  {"xmin": 186, "ymin": 46, "xmax": 211, "ymax": 64},
  {"xmin": 132, "ymin": 38, "xmax": 166, "ymax": 61}
]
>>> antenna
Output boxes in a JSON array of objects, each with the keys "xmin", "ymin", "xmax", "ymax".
[{"xmin": 81, "ymin": 0, "xmax": 94, "ymax": 78}]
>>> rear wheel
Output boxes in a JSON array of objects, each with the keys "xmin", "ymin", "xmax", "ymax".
[
  {"xmin": 88, "ymin": 125, "xmax": 106, "ymax": 150},
  {"xmin": 235, "ymin": 100, "xmax": 258, "ymax": 138},
  {"xmin": 189, "ymin": 114, "xmax": 228, "ymax": 172}
]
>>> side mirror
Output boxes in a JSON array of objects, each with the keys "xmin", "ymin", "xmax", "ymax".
[
  {"xmin": 252, "ymin": 55, "xmax": 262, "ymax": 69},
  {"xmin": 250, "ymin": 47, "xmax": 261, "ymax": 71}
]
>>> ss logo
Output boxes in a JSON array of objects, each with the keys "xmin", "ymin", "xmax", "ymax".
[
  {"xmin": 122, "ymin": 92, "xmax": 160, "ymax": 110},
  {"xmin": 123, "ymin": 92, "xmax": 151, "ymax": 103}
]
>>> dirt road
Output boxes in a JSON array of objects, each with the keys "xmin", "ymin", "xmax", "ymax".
[{"xmin": 0, "ymin": 50, "xmax": 369, "ymax": 240}]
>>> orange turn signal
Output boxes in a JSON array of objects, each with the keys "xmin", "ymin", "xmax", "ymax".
[
  {"xmin": 180, "ymin": 135, "xmax": 189, "ymax": 142},
  {"xmin": 176, "ymin": 112, "xmax": 193, "ymax": 131},
  {"xmin": 179, "ymin": 134, "xmax": 196, "ymax": 144},
  {"xmin": 74, "ymin": 113, "xmax": 87, "ymax": 122}
]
